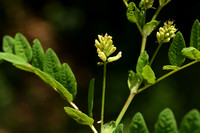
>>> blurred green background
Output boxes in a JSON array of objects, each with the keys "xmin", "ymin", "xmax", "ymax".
[{"xmin": 0, "ymin": 0, "xmax": 200, "ymax": 132}]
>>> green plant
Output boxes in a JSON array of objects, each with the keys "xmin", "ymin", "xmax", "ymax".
[{"xmin": 0, "ymin": 0, "xmax": 200, "ymax": 133}]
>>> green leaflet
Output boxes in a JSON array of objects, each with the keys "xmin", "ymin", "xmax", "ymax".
[
  {"xmin": 136, "ymin": 51, "xmax": 149, "ymax": 79},
  {"xmin": 88, "ymin": 78, "xmax": 95, "ymax": 118},
  {"xmin": 190, "ymin": 19, "xmax": 200, "ymax": 50},
  {"xmin": 126, "ymin": 2, "xmax": 145, "ymax": 27},
  {"xmin": 32, "ymin": 39, "xmax": 44, "ymax": 70},
  {"xmin": 13, "ymin": 63, "xmax": 73, "ymax": 101},
  {"xmin": 128, "ymin": 70, "xmax": 139, "ymax": 93},
  {"xmin": 2, "ymin": 35, "xmax": 15, "ymax": 54},
  {"xmin": 163, "ymin": 65, "xmax": 178, "ymax": 70},
  {"xmin": 181, "ymin": 47, "xmax": 200, "ymax": 60},
  {"xmin": 64, "ymin": 107, "xmax": 94, "ymax": 125},
  {"xmin": 129, "ymin": 112, "xmax": 149, "ymax": 133},
  {"xmin": 35, "ymin": 68, "xmax": 73, "ymax": 101},
  {"xmin": 57, "ymin": 63, "xmax": 77, "ymax": 99},
  {"xmin": 143, "ymin": 20, "xmax": 160, "ymax": 37},
  {"xmin": 168, "ymin": 32, "xmax": 186, "ymax": 67},
  {"xmin": 179, "ymin": 109, "xmax": 200, "ymax": 133},
  {"xmin": 126, "ymin": 2, "xmax": 137, "ymax": 23},
  {"xmin": 43, "ymin": 48, "xmax": 61, "ymax": 80},
  {"xmin": 0, "ymin": 52, "xmax": 27, "ymax": 65},
  {"xmin": 142, "ymin": 65, "xmax": 156, "ymax": 84},
  {"xmin": 14, "ymin": 33, "xmax": 32, "ymax": 62},
  {"xmin": 155, "ymin": 108, "xmax": 178, "ymax": 133}
]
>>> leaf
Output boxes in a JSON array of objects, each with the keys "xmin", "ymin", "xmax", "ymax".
[
  {"xmin": 136, "ymin": 51, "xmax": 149, "ymax": 79},
  {"xmin": 13, "ymin": 63, "xmax": 73, "ymax": 101},
  {"xmin": 0, "ymin": 52, "xmax": 27, "ymax": 65},
  {"xmin": 88, "ymin": 78, "xmax": 95, "ymax": 118},
  {"xmin": 64, "ymin": 107, "xmax": 94, "ymax": 125},
  {"xmin": 168, "ymin": 32, "xmax": 186, "ymax": 67},
  {"xmin": 128, "ymin": 70, "xmax": 139, "ymax": 93},
  {"xmin": 14, "ymin": 33, "xmax": 32, "ymax": 62},
  {"xmin": 43, "ymin": 48, "xmax": 61, "ymax": 80},
  {"xmin": 163, "ymin": 65, "xmax": 178, "ymax": 70},
  {"xmin": 179, "ymin": 109, "xmax": 200, "ymax": 133},
  {"xmin": 142, "ymin": 65, "xmax": 156, "ymax": 84},
  {"xmin": 34, "ymin": 68, "xmax": 73, "ymax": 101},
  {"xmin": 114, "ymin": 123, "xmax": 124, "ymax": 133},
  {"xmin": 129, "ymin": 112, "xmax": 149, "ymax": 133},
  {"xmin": 126, "ymin": 2, "xmax": 137, "ymax": 23},
  {"xmin": 13, "ymin": 63, "xmax": 35, "ymax": 73},
  {"xmin": 102, "ymin": 121, "xmax": 117, "ymax": 133},
  {"xmin": 2, "ymin": 35, "xmax": 15, "ymax": 53},
  {"xmin": 143, "ymin": 20, "xmax": 160, "ymax": 37},
  {"xmin": 126, "ymin": 2, "xmax": 145, "ymax": 27},
  {"xmin": 32, "ymin": 39, "xmax": 45, "ymax": 70},
  {"xmin": 190, "ymin": 19, "xmax": 200, "ymax": 50},
  {"xmin": 155, "ymin": 108, "xmax": 178, "ymax": 133},
  {"xmin": 181, "ymin": 47, "xmax": 200, "ymax": 60},
  {"xmin": 57, "ymin": 63, "xmax": 77, "ymax": 99}
]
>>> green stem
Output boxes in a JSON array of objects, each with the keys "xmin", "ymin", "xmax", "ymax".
[
  {"xmin": 137, "ymin": 60, "xmax": 199, "ymax": 93},
  {"xmin": 151, "ymin": 6, "xmax": 162, "ymax": 21},
  {"xmin": 90, "ymin": 125, "xmax": 98, "ymax": 133},
  {"xmin": 140, "ymin": 36, "xmax": 147, "ymax": 54},
  {"xmin": 149, "ymin": 43, "xmax": 162, "ymax": 66},
  {"xmin": 115, "ymin": 92, "xmax": 136, "ymax": 126},
  {"xmin": 123, "ymin": 0, "xmax": 128, "ymax": 7},
  {"xmin": 101, "ymin": 63, "xmax": 107, "ymax": 129}
]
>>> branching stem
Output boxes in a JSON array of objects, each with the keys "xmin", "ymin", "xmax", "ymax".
[{"xmin": 115, "ymin": 60, "xmax": 199, "ymax": 126}]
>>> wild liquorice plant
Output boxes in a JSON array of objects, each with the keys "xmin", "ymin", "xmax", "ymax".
[{"xmin": 0, "ymin": 0, "xmax": 200, "ymax": 133}]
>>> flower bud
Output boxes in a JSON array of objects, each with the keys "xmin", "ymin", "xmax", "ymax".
[
  {"xmin": 107, "ymin": 51, "xmax": 122, "ymax": 62},
  {"xmin": 98, "ymin": 52, "xmax": 107, "ymax": 62}
]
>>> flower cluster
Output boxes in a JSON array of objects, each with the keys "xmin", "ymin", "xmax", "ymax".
[
  {"xmin": 95, "ymin": 33, "xmax": 122, "ymax": 65},
  {"xmin": 156, "ymin": 21, "xmax": 177, "ymax": 44}
]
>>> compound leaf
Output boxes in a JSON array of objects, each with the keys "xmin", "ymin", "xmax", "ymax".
[
  {"xmin": 88, "ymin": 78, "xmax": 95, "ymax": 118},
  {"xmin": 64, "ymin": 107, "xmax": 94, "ymax": 125},
  {"xmin": 32, "ymin": 39, "xmax": 44, "ymax": 70},
  {"xmin": 14, "ymin": 33, "xmax": 32, "ymax": 62},
  {"xmin": 2, "ymin": 35, "xmax": 15, "ymax": 54},
  {"xmin": 129, "ymin": 112, "xmax": 149, "ymax": 133},
  {"xmin": 168, "ymin": 32, "xmax": 186, "ymax": 67},
  {"xmin": 155, "ymin": 108, "xmax": 178, "ymax": 133},
  {"xmin": 0, "ymin": 52, "xmax": 27, "ymax": 65},
  {"xmin": 136, "ymin": 51, "xmax": 149, "ymax": 79},
  {"xmin": 181, "ymin": 47, "xmax": 200, "ymax": 60},
  {"xmin": 179, "ymin": 109, "xmax": 200, "ymax": 133},
  {"xmin": 190, "ymin": 19, "xmax": 200, "ymax": 50},
  {"xmin": 57, "ymin": 63, "xmax": 77, "ymax": 99},
  {"xmin": 142, "ymin": 65, "xmax": 156, "ymax": 84},
  {"xmin": 43, "ymin": 48, "xmax": 61, "ymax": 80}
]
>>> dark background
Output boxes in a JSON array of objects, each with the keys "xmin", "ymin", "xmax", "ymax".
[{"xmin": 0, "ymin": 0, "xmax": 200, "ymax": 132}]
